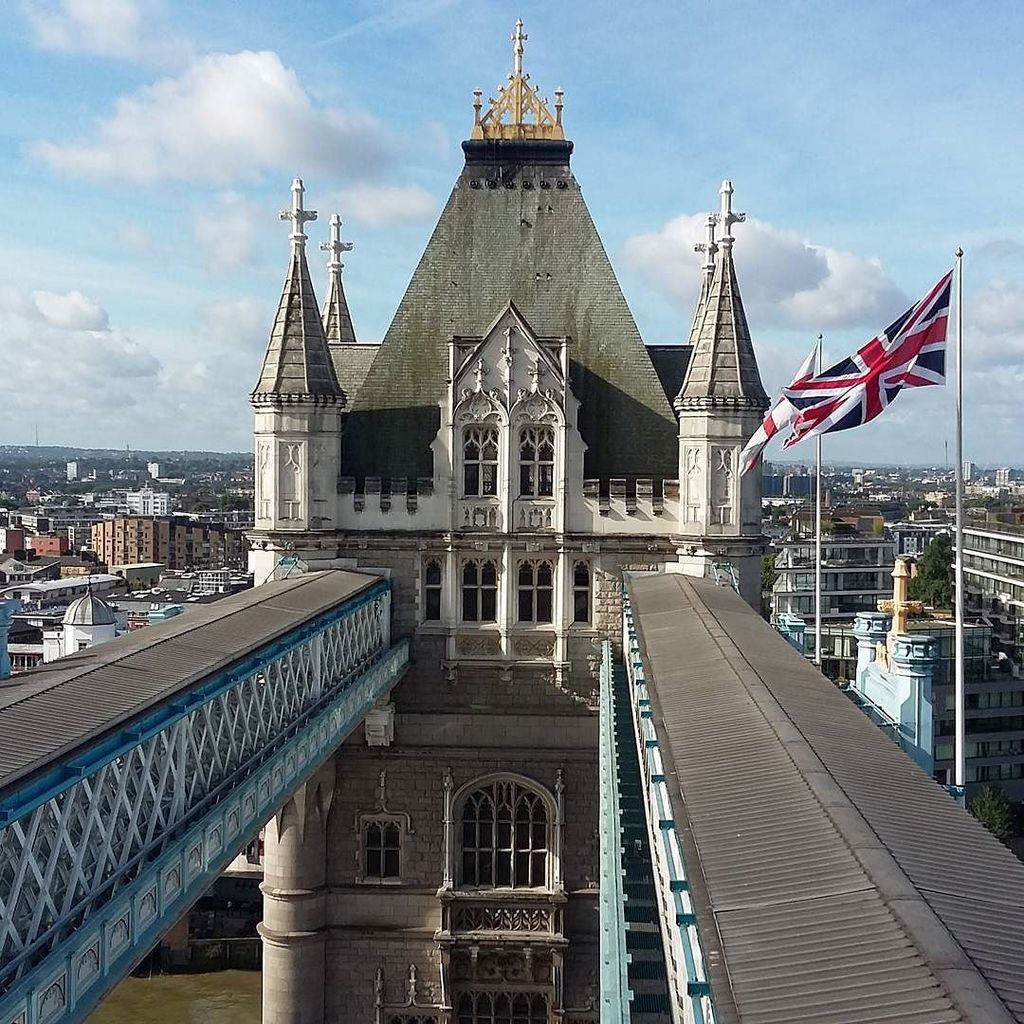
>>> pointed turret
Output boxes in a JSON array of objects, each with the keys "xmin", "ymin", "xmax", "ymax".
[
  {"xmin": 675, "ymin": 180, "xmax": 768, "ymax": 412},
  {"xmin": 320, "ymin": 213, "xmax": 356, "ymax": 346},
  {"xmin": 251, "ymin": 178, "xmax": 345, "ymax": 406}
]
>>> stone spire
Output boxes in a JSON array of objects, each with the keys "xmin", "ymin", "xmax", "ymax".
[
  {"xmin": 320, "ymin": 213, "xmax": 356, "ymax": 346},
  {"xmin": 675, "ymin": 180, "xmax": 768, "ymax": 412},
  {"xmin": 252, "ymin": 179, "xmax": 345, "ymax": 406}
]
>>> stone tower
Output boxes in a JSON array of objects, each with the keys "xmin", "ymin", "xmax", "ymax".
[
  {"xmin": 674, "ymin": 180, "xmax": 769, "ymax": 606},
  {"xmin": 250, "ymin": 23, "xmax": 768, "ymax": 1024},
  {"xmin": 250, "ymin": 179, "xmax": 346, "ymax": 583}
]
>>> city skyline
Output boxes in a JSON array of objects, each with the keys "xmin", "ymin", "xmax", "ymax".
[{"xmin": 2, "ymin": 1, "xmax": 1023, "ymax": 461}]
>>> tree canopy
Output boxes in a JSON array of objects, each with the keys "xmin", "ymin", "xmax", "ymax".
[
  {"xmin": 969, "ymin": 785, "xmax": 1016, "ymax": 844},
  {"xmin": 908, "ymin": 535, "xmax": 953, "ymax": 609}
]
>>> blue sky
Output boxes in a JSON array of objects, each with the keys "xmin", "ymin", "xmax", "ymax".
[{"xmin": 2, "ymin": 0, "xmax": 1023, "ymax": 465}]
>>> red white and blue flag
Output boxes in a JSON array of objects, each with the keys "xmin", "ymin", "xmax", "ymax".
[
  {"xmin": 739, "ymin": 344, "xmax": 818, "ymax": 476},
  {"xmin": 781, "ymin": 269, "xmax": 953, "ymax": 450}
]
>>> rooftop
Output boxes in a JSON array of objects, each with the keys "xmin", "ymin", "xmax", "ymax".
[{"xmin": 629, "ymin": 572, "xmax": 1024, "ymax": 1023}]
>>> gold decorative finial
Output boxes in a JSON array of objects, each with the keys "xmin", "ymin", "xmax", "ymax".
[
  {"xmin": 877, "ymin": 556, "xmax": 925, "ymax": 666},
  {"xmin": 470, "ymin": 20, "xmax": 565, "ymax": 141}
]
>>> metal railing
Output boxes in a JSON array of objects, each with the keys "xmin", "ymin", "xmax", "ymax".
[{"xmin": 622, "ymin": 588, "xmax": 715, "ymax": 1024}]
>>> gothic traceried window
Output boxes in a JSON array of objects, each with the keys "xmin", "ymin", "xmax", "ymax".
[
  {"xmin": 572, "ymin": 561, "xmax": 591, "ymax": 624},
  {"xmin": 456, "ymin": 992, "xmax": 548, "ymax": 1024},
  {"xmin": 423, "ymin": 558, "xmax": 443, "ymax": 621},
  {"xmin": 462, "ymin": 559, "xmax": 498, "ymax": 622},
  {"xmin": 460, "ymin": 779, "xmax": 549, "ymax": 888},
  {"xmin": 362, "ymin": 819, "xmax": 401, "ymax": 881},
  {"xmin": 463, "ymin": 426, "xmax": 500, "ymax": 497},
  {"xmin": 517, "ymin": 560, "xmax": 553, "ymax": 623},
  {"xmin": 519, "ymin": 426, "xmax": 555, "ymax": 497}
]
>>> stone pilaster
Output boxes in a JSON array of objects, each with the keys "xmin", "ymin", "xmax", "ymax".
[
  {"xmin": 261, "ymin": 762, "xmax": 335, "ymax": 1024},
  {"xmin": 852, "ymin": 612, "xmax": 889, "ymax": 692}
]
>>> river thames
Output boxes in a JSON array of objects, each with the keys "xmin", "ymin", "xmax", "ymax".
[{"xmin": 87, "ymin": 971, "xmax": 261, "ymax": 1023}]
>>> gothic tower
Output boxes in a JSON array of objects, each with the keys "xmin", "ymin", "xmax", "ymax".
[
  {"xmin": 252, "ymin": 22, "xmax": 771, "ymax": 1024},
  {"xmin": 250, "ymin": 179, "xmax": 346, "ymax": 584},
  {"xmin": 674, "ymin": 180, "xmax": 769, "ymax": 606}
]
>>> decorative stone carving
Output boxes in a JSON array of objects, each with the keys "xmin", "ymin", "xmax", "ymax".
[
  {"xmin": 456, "ymin": 634, "xmax": 502, "ymax": 656},
  {"xmin": 517, "ymin": 502, "xmax": 554, "ymax": 530},
  {"xmin": 364, "ymin": 700, "xmax": 396, "ymax": 747},
  {"xmin": 513, "ymin": 634, "xmax": 555, "ymax": 658},
  {"xmin": 461, "ymin": 503, "xmax": 501, "ymax": 529},
  {"xmin": 451, "ymin": 905, "xmax": 552, "ymax": 933},
  {"xmin": 710, "ymin": 446, "xmax": 735, "ymax": 525},
  {"xmin": 279, "ymin": 440, "xmax": 304, "ymax": 520}
]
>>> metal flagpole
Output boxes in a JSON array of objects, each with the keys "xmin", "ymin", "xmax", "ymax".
[
  {"xmin": 954, "ymin": 249, "xmax": 965, "ymax": 796},
  {"xmin": 814, "ymin": 333, "xmax": 823, "ymax": 666}
]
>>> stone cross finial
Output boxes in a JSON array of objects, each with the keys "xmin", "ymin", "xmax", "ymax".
[
  {"xmin": 878, "ymin": 556, "xmax": 924, "ymax": 649},
  {"xmin": 320, "ymin": 213, "xmax": 353, "ymax": 274},
  {"xmin": 694, "ymin": 212, "xmax": 718, "ymax": 286},
  {"xmin": 512, "ymin": 18, "xmax": 527, "ymax": 77},
  {"xmin": 280, "ymin": 177, "xmax": 317, "ymax": 252},
  {"xmin": 718, "ymin": 178, "xmax": 745, "ymax": 246}
]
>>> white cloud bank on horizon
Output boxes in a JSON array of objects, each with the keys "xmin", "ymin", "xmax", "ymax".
[
  {"xmin": 623, "ymin": 213, "xmax": 909, "ymax": 332},
  {"xmin": 21, "ymin": 0, "xmax": 193, "ymax": 66},
  {"xmin": 336, "ymin": 184, "xmax": 439, "ymax": 227},
  {"xmin": 29, "ymin": 50, "xmax": 397, "ymax": 185}
]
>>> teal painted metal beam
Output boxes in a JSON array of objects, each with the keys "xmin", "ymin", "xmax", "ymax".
[{"xmin": 599, "ymin": 639, "xmax": 631, "ymax": 1022}]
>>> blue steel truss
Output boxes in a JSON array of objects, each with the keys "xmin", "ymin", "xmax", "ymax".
[
  {"xmin": 622, "ymin": 587, "xmax": 716, "ymax": 1024},
  {"xmin": 0, "ymin": 579, "xmax": 409, "ymax": 1024}
]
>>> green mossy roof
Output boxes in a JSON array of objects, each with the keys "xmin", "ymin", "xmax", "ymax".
[{"xmin": 343, "ymin": 142, "xmax": 679, "ymax": 481}]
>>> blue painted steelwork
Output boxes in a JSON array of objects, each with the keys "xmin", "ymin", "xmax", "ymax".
[
  {"xmin": 622, "ymin": 585, "xmax": 716, "ymax": 1024},
  {"xmin": 599, "ymin": 640, "xmax": 631, "ymax": 1022},
  {"xmin": 0, "ymin": 579, "xmax": 409, "ymax": 1024}
]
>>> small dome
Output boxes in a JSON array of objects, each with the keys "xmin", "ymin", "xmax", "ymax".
[{"xmin": 64, "ymin": 592, "xmax": 116, "ymax": 627}]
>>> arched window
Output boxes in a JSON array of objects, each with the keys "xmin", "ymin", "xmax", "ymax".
[
  {"xmin": 423, "ymin": 558, "xmax": 443, "ymax": 621},
  {"xmin": 463, "ymin": 426, "xmax": 500, "ymax": 497},
  {"xmin": 462, "ymin": 560, "xmax": 498, "ymax": 622},
  {"xmin": 517, "ymin": 560, "xmax": 553, "ymax": 623},
  {"xmin": 519, "ymin": 426, "xmax": 555, "ymax": 497},
  {"xmin": 460, "ymin": 779, "xmax": 549, "ymax": 888},
  {"xmin": 456, "ymin": 993, "xmax": 548, "ymax": 1024}
]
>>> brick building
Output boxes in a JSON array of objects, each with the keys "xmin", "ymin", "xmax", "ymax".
[
  {"xmin": 247, "ymin": 24, "xmax": 767, "ymax": 1024},
  {"xmin": 90, "ymin": 517, "xmax": 248, "ymax": 572}
]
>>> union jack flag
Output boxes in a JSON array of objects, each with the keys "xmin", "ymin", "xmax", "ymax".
[{"xmin": 782, "ymin": 269, "xmax": 953, "ymax": 449}]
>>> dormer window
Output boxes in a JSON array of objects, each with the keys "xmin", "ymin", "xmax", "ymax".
[
  {"xmin": 518, "ymin": 426, "xmax": 554, "ymax": 497},
  {"xmin": 463, "ymin": 427, "xmax": 499, "ymax": 497}
]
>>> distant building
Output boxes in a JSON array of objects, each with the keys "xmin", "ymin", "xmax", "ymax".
[
  {"xmin": 963, "ymin": 460, "xmax": 976, "ymax": 482},
  {"xmin": 783, "ymin": 473, "xmax": 813, "ymax": 498},
  {"xmin": 110, "ymin": 562, "xmax": 164, "ymax": 589},
  {"xmin": 995, "ymin": 467, "xmax": 1013, "ymax": 488},
  {"xmin": 0, "ymin": 527, "xmax": 25, "ymax": 555},
  {"xmin": 0, "ymin": 573, "xmax": 122, "ymax": 609},
  {"xmin": 963, "ymin": 520, "xmax": 1024, "ymax": 666},
  {"xmin": 26, "ymin": 534, "xmax": 70, "ymax": 557},
  {"xmin": 147, "ymin": 461, "xmax": 161, "ymax": 479},
  {"xmin": 91, "ymin": 517, "xmax": 248, "ymax": 571},
  {"xmin": 41, "ymin": 591, "xmax": 118, "ymax": 663},
  {"xmin": 887, "ymin": 522, "xmax": 948, "ymax": 558},
  {"xmin": 772, "ymin": 533, "xmax": 896, "ymax": 621},
  {"xmin": 66, "ymin": 461, "xmax": 79, "ymax": 482},
  {"xmin": 125, "ymin": 487, "xmax": 172, "ymax": 516},
  {"xmin": 0, "ymin": 557, "xmax": 61, "ymax": 584}
]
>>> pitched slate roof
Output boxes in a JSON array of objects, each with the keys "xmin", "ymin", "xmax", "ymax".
[
  {"xmin": 629, "ymin": 572, "xmax": 1024, "ymax": 1024},
  {"xmin": 252, "ymin": 247, "xmax": 345, "ymax": 406},
  {"xmin": 675, "ymin": 233, "xmax": 768, "ymax": 411},
  {"xmin": 330, "ymin": 344, "xmax": 380, "ymax": 407},
  {"xmin": 343, "ymin": 139, "xmax": 679, "ymax": 481},
  {"xmin": 322, "ymin": 269, "xmax": 357, "ymax": 347}
]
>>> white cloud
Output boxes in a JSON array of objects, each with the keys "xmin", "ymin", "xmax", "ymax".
[
  {"xmin": 30, "ymin": 50, "xmax": 396, "ymax": 185},
  {"xmin": 623, "ymin": 213, "xmax": 907, "ymax": 331},
  {"xmin": 21, "ymin": 0, "xmax": 192, "ymax": 66},
  {"xmin": 964, "ymin": 280, "xmax": 1024, "ymax": 367},
  {"xmin": 0, "ymin": 287, "xmax": 160, "ymax": 439},
  {"xmin": 197, "ymin": 295, "xmax": 270, "ymax": 353},
  {"xmin": 32, "ymin": 289, "xmax": 109, "ymax": 330},
  {"xmin": 115, "ymin": 222, "xmax": 153, "ymax": 252},
  {"xmin": 339, "ymin": 184, "xmax": 438, "ymax": 227},
  {"xmin": 192, "ymin": 192, "xmax": 263, "ymax": 270}
]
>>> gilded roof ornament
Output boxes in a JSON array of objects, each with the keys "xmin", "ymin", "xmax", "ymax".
[{"xmin": 471, "ymin": 19, "xmax": 565, "ymax": 141}]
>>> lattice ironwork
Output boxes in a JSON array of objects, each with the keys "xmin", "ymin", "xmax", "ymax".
[{"xmin": 0, "ymin": 584, "xmax": 394, "ymax": 1008}]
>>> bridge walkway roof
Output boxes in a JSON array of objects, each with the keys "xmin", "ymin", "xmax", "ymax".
[
  {"xmin": 629, "ymin": 572, "xmax": 1024, "ymax": 1024},
  {"xmin": 0, "ymin": 570, "xmax": 381, "ymax": 798}
]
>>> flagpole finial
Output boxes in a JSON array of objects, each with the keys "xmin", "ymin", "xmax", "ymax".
[{"xmin": 955, "ymin": 247, "xmax": 964, "ymax": 258}]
